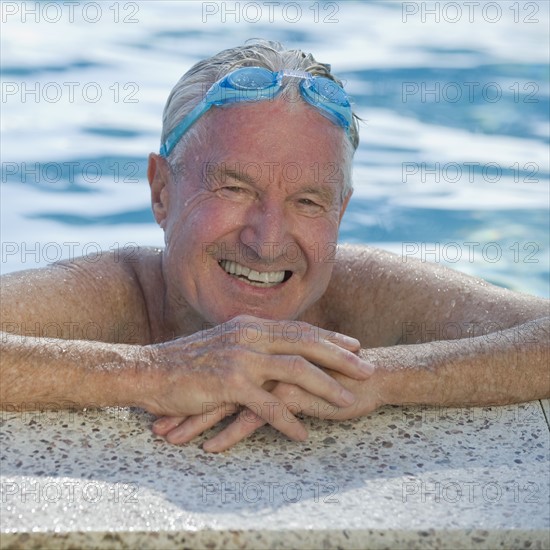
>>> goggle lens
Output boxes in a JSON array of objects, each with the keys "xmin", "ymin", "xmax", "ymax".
[
  {"xmin": 227, "ymin": 67, "xmax": 275, "ymax": 89},
  {"xmin": 309, "ymin": 78, "xmax": 348, "ymax": 105}
]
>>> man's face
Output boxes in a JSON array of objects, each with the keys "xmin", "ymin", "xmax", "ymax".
[{"xmin": 156, "ymin": 98, "xmax": 351, "ymax": 325}]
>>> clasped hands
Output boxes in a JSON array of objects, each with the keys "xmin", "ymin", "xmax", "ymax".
[{"xmin": 144, "ymin": 315, "xmax": 374, "ymax": 452}]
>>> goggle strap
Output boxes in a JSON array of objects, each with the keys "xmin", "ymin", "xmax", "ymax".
[
  {"xmin": 301, "ymin": 84, "xmax": 350, "ymax": 130},
  {"xmin": 161, "ymin": 100, "xmax": 209, "ymax": 157},
  {"xmin": 280, "ymin": 69, "xmax": 312, "ymax": 80}
]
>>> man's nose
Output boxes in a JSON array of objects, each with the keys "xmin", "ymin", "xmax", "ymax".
[{"xmin": 239, "ymin": 199, "xmax": 291, "ymax": 257}]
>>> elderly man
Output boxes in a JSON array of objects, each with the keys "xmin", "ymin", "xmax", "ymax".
[{"xmin": 1, "ymin": 41, "xmax": 548, "ymax": 452}]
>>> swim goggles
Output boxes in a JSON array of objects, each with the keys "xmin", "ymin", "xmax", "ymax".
[{"xmin": 160, "ymin": 66, "xmax": 353, "ymax": 157}]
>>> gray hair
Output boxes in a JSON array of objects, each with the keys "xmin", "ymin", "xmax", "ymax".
[{"xmin": 162, "ymin": 39, "xmax": 359, "ymax": 199}]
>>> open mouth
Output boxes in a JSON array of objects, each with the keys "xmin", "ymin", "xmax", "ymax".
[{"xmin": 219, "ymin": 260, "xmax": 292, "ymax": 288}]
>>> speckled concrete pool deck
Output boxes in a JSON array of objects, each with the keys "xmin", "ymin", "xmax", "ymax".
[{"xmin": 1, "ymin": 399, "xmax": 549, "ymax": 549}]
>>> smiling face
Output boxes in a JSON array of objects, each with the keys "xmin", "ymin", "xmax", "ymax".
[{"xmin": 149, "ymin": 98, "xmax": 351, "ymax": 328}]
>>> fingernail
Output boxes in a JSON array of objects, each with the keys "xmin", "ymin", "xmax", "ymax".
[
  {"xmin": 152, "ymin": 418, "xmax": 169, "ymax": 431},
  {"xmin": 202, "ymin": 441, "xmax": 218, "ymax": 453},
  {"xmin": 341, "ymin": 335, "xmax": 360, "ymax": 347},
  {"xmin": 341, "ymin": 389, "xmax": 356, "ymax": 405},
  {"xmin": 166, "ymin": 425, "xmax": 193, "ymax": 445},
  {"xmin": 360, "ymin": 361, "xmax": 374, "ymax": 375}
]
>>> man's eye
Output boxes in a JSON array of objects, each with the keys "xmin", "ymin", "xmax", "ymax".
[
  {"xmin": 296, "ymin": 198, "xmax": 325, "ymax": 214},
  {"xmin": 218, "ymin": 185, "xmax": 245, "ymax": 194},
  {"xmin": 298, "ymin": 198, "xmax": 322, "ymax": 208},
  {"xmin": 216, "ymin": 185, "xmax": 254, "ymax": 201}
]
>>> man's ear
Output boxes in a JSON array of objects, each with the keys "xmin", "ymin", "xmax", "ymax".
[
  {"xmin": 148, "ymin": 153, "xmax": 172, "ymax": 229},
  {"xmin": 339, "ymin": 189, "xmax": 352, "ymax": 223}
]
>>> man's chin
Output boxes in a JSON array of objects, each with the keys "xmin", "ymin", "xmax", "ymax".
[
  {"xmin": 221, "ymin": 310, "xmax": 297, "ymax": 323},
  {"xmin": 209, "ymin": 304, "xmax": 301, "ymax": 324}
]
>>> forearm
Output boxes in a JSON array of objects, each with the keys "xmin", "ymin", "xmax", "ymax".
[
  {"xmin": 0, "ymin": 332, "xmax": 152, "ymax": 411},
  {"xmin": 365, "ymin": 317, "xmax": 549, "ymax": 408}
]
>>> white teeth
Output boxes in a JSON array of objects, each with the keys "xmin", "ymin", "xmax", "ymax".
[{"xmin": 220, "ymin": 260, "xmax": 286, "ymax": 285}]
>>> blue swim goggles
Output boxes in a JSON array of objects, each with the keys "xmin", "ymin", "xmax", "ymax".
[{"xmin": 160, "ymin": 66, "xmax": 353, "ymax": 157}]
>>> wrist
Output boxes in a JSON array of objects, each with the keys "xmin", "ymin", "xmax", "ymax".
[
  {"xmin": 359, "ymin": 347, "xmax": 405, "ymax": 408},
  {"xmin": 117, "ymin": 343, "xmax": 164, "ymax": 412},
  {"xmin": 361, "ymin": 342, "xmax": 449, "ymax": 407}
]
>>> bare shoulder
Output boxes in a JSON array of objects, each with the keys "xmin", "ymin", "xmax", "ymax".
[
  {"xmin": 323, "ymin": 244, "xmax": 548, "ymax": 347},
  {"xmin": 0, "ymin": 246, "xmax": 164, "ymax": 344}
]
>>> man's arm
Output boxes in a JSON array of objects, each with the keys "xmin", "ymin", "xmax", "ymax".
[
  {"xmin": 0, "ymin": 253, "xmax": 153, "ymax": 344},
  {"xmin": 1, "ymin": 317, "xmax": 372, "ymax": 443},
  {"xmin": 327, "ymin": 245, "xmax": 549, "ymax": 348},
  {"xmin": 1, "ymin": 253, "xmax": 373, "ymax": 442},
  {"xmin": 365, "ymin": 317, "xmax": 549, "ymax": 407},
  {"xmin": 0, "ymin": 252, "xmax": 153, "ymax": 409},
  {"xmin": 170, "ymin": 245, "xmax": 548, "ymax": 451},
  {"xmin": 304, "ymin": 245, "xmax": 549, "ymax": 410},
  {"xmin": 185, "ymin": 315, "xmax": 548, "ymax": 453},
  {"xmin": 0, "ymin": 332, "xmax": 150, "ymax": 410}
]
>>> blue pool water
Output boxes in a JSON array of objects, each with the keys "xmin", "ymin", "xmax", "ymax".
[{"xmin": 1, "ymin": 1, "xmax": 548, "ymax": 297}]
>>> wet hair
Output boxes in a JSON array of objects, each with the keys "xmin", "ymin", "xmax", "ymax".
[{"xmin": 162, "ymin": 39, "xmax": 359, "ymax": 199}]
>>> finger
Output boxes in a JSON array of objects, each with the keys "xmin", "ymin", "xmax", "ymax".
[
  {"xmin": 306, "ymin": 341, "xmax": 373, "ymax": 379},
  {"xmin": 277, "ymin": 384, "xmax": 343, "ymax": 420},
  {"xmin": 318, "ymin": 329, "xmax": 361, "ymax": 352},
  {"xmin": 165, "ymin": 404, "xmax": 238, "ymax": 445},
  {"xmin": 204, "ymin": 383, "xmax": 344, "ymax": 453},
  {"xmin": 264, "ymin": 355, "xmax": 357, "ymax": 408},
  {"xmin": 275, "ymin": 381, "xmax": 369, "ymax": 421},
  {"xmin": 237, "ymin": 387, "xmax": 308, "ymax": 443},
  {"xmin": 264, "ymin": 328, "xmax": 372, "ymax": 380},
  {"xmin": 265, "ymin": 321, "xmax": 361, "ymax": 352},
  {"xmin": 203, "ymin": 409, "xmax": 267, "ymax": 453},
  {"xmin": 152, "ymin": 416, "xmax": 186, "ymax": 435}
]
